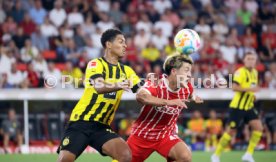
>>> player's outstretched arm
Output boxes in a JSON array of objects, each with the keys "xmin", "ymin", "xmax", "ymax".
[
  {"xmin": 92, "ymin": 77, "xmax": 131, "ymax": 94},
  {"xmin": 232, "ymin": 83, "xmax": 260, "ymax": 92},
  {"xmin": 136, "ymin": 89, "xmax": 187, "ymax": 108}
]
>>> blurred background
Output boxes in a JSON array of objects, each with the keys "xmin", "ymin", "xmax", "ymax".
[{"xmin": 0, "ymin": 0, "xmax": 275, "ymax": 154}]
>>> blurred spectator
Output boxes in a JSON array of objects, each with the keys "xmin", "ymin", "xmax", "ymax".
[
  {"xmin": 164, "ymin": 37, "xmax": 176, "ymax": 56},
  {"xmin": 179, "ymin": 3, "xmax": 197, "ymax": 28},
  {"xmin": 219, "ymin": 39, "xmax": 237, "ymax": 64},
  {"xmin": 154, "ymin": 15, "xmax": 173, "ymax": 38},
  {"xmin": 194, "ymin": 17, "xmax": 211, "ymax": 36},
  {"xmin": 32, "ymin": 54, "xmax": 48, "ymax": 75},
  {"xmin": 19, "ymin": 13, "xmax": 37, "ymax": 36},
  {"xmin": 151, "ymin": 28, "xmax": 168, "ymax": 50},
  {"xmin": 264, "ymin": 62, "xmax": 276, "ymax": 89},
  {"xmin": 96, "ymin": 12, "xmax": 115, "ymax": 32},
  {"xmin": 20, "ymin": 39, "xmax": 39, "ymax": 63},
  {"xmin": 81, "ymin": 14, "xmax": 95, "ymax": 35},
  {"xmin": 73, "ymin": 25, "xmax": 86, "ymax": 48},
  {"xmin": 57, "ymin": 38, "xmax": 80, "ymax": 64},
  {"xmin": 49, "ymin": 0, "xmax": 67, "ymax": 27},
  {"xmin": 9, "ymin": 0, "xmax": 25, "ymax": 23},
  {"xmin": 7, "ymin": 41, "xmax": 20, "ymax": 60},
  {"xmin": 0, "ymin": 3, "xmax": 6, "ymax": 23},
  {"xmin": 134, "ymin": 29, "xmax": 150, "ymax": 50},
  {"xmin": 258, "ymin": 4, "xmax": 274, "ymax": 24},
  {"xmin": 1, "ymin": 108, "xmax": 23, "ymax": 153},
  {"xmin": 26, "ymin": 62, "xmax": 41, "ymax": 88},
  {"xmin": 241, "ymin": 27, "xmax": 258, "ymax": 49},
  {"xmin": 31, "ymin": 27, "xmax": 49, "ymax": 51},
  {"xmin": 44, "ymin": 62, "xmax": 62, "ymax": 88},
  {"xmin": 244, "ymin": 0, "xmax": 258, "ymax": 15},
  {"xmin": 153, "ymin": 0, "xmax": 172, "ymax": 14},
  {"xmin": 163, "ymin": 9, "xmax": 180, "ymax": 27},
  {"xmin": 62, "ymin": 61, "xmax": 83, "ymax": 88},
  {"xmin": 141, "ymin": 42, "xmax": 160, "ymax": 63},
  {"xmin": 67, "ymin": 6, "xmax": 84, "ymax": 27},
  {"xmin": 262, "ymin": 25, "xmax": 276, "ymax": 50},
  {"xmin": 29, "ymin": 0, "xmax": 47, "ymax": 25},
  {"xmin": 236, "ymin": 2, "xmax": 253, "ymax": 25},
  {"xmin": 187, "ymin": 110, "xmax": 206, "ymax": 143},
  {"xmin": 2, "ymin": 16, "xmax": 17, "ymax": 35},
  {"xmin": 81, "ymin": 36, "xmax": 101, "ymax": 60},
  {"xmin": 96, "ymin": 0, "xmax": 111, "ymax": 13},
  {"xmin": 118, "ymin": 14, "xmax": 133, "ymax": 37},
  {"xmin": 109, "ymin": 1, "xmax": 123, "ymax": 25},
  {"xmin": 12, "ymin": 27, "xmax": 29, "ymax": 49},
  {"xmin": 205, "ymin": 110, "xmax": 223, "ymax": 151},
  {"xmin": 135, "ymin": 13, "xmax": 153, "ymax": 34},
  {"xmin": 40, "ymin": 17, "xmax": 58, "ymax": 38},
  {"xmin": 6, "ymin": 63, "xmax": 27, "ymax": 88},
  {"xmin": 212, "ymin": 17, "xmax": 229, "ymax": 36},
  {"xmin": 0, "ymin": 47, "xmax": 16, "ymax": 74},
  {"xmin": 90, "ymin": 27, "xmax": 103, "ymax": 49},
  {"xmin": 125, "ymin": 37, "xmax": 138, "ymax": 63}
]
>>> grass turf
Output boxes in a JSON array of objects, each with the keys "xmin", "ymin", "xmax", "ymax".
[{"xmin": 0, "ymin": 151, "xmax": 275, "ymax": 162}]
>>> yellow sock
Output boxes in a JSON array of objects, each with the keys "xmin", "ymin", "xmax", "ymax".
[
  {"xmin": 111, "ymin": 160, "xmax": 119, "ymax": 162},
  {"xmin": 214, "ymin": 132, "xmax": 231, "ymax": 156},
  {"xmin": 212, "ymin": 135, "xmax": 218, "ymax": 147},
  {"xmin": 246, "ymin": 131, "xmax": 262, "ymax": 155},
  {"xmin": 205, "ymin": 138, "xmax": 211, "ymax": 150}
]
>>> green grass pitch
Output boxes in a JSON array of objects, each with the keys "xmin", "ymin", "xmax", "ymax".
[{"xmin": 0, "ymin": 151, "xmax": 276, "ymax": 162}]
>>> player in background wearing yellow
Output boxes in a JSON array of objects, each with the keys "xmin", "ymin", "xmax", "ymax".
[
  {"xmin": 211, "ymin": 52, "xmax": 263, "ymax": 162},
  {"xmin": 57, "ymin": 29, "xmax": 143, "ymax": 162}
]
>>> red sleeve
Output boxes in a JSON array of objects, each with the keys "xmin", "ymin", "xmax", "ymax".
[
  {"xmin": 142, "ymin": 80, "xmax": 158, "ymax": 97},
  {"xmin": 188, "ymin": 82, "xmax": 194, "ymax": 95}
]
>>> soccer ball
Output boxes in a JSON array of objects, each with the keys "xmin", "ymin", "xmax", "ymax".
[{"xmin": 174, "ymin": 29, "xmax": 201, "ymax": 55}]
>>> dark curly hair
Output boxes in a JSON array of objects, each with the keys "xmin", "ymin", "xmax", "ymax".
[{"xmin": 100, "ymin": 28, "xmax": 123, "ymax": 48}]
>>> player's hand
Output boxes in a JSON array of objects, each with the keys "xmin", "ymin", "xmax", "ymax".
[
  {"xmin": 118, "ymin": 79, "xmax": 132, "ymax": 91},
  {"xmin": 166, "ymin": 99, "xmax": 188, "ymax": 109},
  {"xmin": 193, "ymin": 96, "xmax": 204, "ymax": 104},
  {"xmin": 249, "ymin": 86, "xmax": 261, "ymax": 92}
]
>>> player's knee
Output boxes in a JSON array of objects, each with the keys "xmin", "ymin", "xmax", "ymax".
[
  {"xmin": 57, "ymin": 156, "xmax": 74, "ymax": 162},
  {"xmin": 117, "ymin": 149, "xmax": 132, "ymax": 162},
  {"xmin": 178, "ymin": 150, "xmax": 192, "ymax": 162}
]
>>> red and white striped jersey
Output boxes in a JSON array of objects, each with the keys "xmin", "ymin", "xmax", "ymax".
[{"xmin": 131, "ymin": 74, "xmax": 193, "ymax": 141}]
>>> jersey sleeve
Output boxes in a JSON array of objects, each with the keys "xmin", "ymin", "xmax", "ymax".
[
  {"xmin": 124, "ymin": 65, "xmax": 144, "ymax": 93},
  {"xmin": 140, "ymin": 80, "xmax": 158, "ymax": 97},
  {"xmin": 85, "ymin": 59, "xmax": 104, "ymax": 87},
  {"xmin": 233, "ymin": 68, "xmax": 245, "ymax": 85}
]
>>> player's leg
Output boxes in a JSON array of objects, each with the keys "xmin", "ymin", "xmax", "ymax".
[
  {"xmin": 15, "ymin": 132, "xmax": 23, "ymax": 153},
  {"xmin": 57, "ymin": 121, "xmax": 91, "ymax": 162},
  {"xmin": 167, "ymin": 141, "xmax": 191, "ymax": 162},
  {"xmin": 212, "ymin": 109, "xmax": 243, "ymax": 162},
  {"xmin": 156, "ymin": 135, "xmax": 191, "ymax": 162},
  {"xmin": 101, "ymin": 137, "xmax": 132, "ymax": 162},
  {"xmin": 127, "ymin": 135, "xmax": 155, "ymax": 162},
  {"xmin": 90, "ymin": 123, "xmax": 131, "ymax": 162},
  {"xmin": 242, "ymin": 108, "xmax": 263, "ymax": 162},
  {"xmin": 3, "ymin": 133, "xmax": 10, "ymax": 153}
]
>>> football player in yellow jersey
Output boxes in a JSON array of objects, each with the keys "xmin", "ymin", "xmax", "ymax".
[
  {"xmin": 212, "ymin": 52, "xmax": 263, "ymax": 162},
  {"xmin": 57, "ymin": 29, "xmax": 143, "ymax": 162}
]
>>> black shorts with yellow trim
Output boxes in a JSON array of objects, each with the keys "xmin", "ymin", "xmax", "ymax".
[
  {"xmin": 227, "ymin": 107, "xmax": 259, "ymax": 129},
  {"xmin": 57, "ymin": 120, "xmax": 119, "ymax": 158}
]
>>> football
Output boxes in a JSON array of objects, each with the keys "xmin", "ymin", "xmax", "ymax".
[{"xmin": 174, "ymin": 29, "xmax": 201, "ymax": 55}]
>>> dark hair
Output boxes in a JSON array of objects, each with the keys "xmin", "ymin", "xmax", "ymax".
[
  {"xmin": 101, "ymin": 29, "xmax": 123, "ymax": 48},
  {"xmin": 163, "ymin": 54, "xmax": 193, "ymax": 75},
  {"xmin": 243, "ymin": 51, "xmax": 257, "ymax": 59}
]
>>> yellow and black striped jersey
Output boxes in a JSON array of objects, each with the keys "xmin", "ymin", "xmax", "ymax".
[
  {"xmin": 69, "ymin": 57, "xmax": 141, "ymax": 125},
  {"xmin": 229, "ymin": 67, "xmax": 258, "ymax": 110}
]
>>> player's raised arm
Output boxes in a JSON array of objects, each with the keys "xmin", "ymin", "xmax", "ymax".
[{"xmin": 136, "ymin": 86, "xmax": 187, "ymax": 108}]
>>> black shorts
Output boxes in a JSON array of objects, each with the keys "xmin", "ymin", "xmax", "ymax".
[
  {"xmin": 57, "ymin": 120, "xmax": 119, "ymax": 158},
  {"xmin": 228, "ymin": 108, "xmax": 259, "ymax": 129}
]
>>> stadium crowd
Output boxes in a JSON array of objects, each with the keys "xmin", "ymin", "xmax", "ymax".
[{"xmin": 0, "ymin": 0, "xmax": 275, "ymax": 89}]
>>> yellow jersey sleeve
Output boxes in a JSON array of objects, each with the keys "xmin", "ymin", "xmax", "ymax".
[
  {"xmin": 85, "ymin": 59, "xmax": 104, "ymax": 87},
  {"xmin": 124, "ymin": 65, "xmax": 143, "ymax": 93},
  {"xmin": 233, "ymin": 68, "xmax": 245, "ymax": 85}
]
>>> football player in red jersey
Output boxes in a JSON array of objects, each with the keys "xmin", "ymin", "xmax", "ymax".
[{"xmin": 127, "ymin": 54, "xmax": 203, "ymax": 162}]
